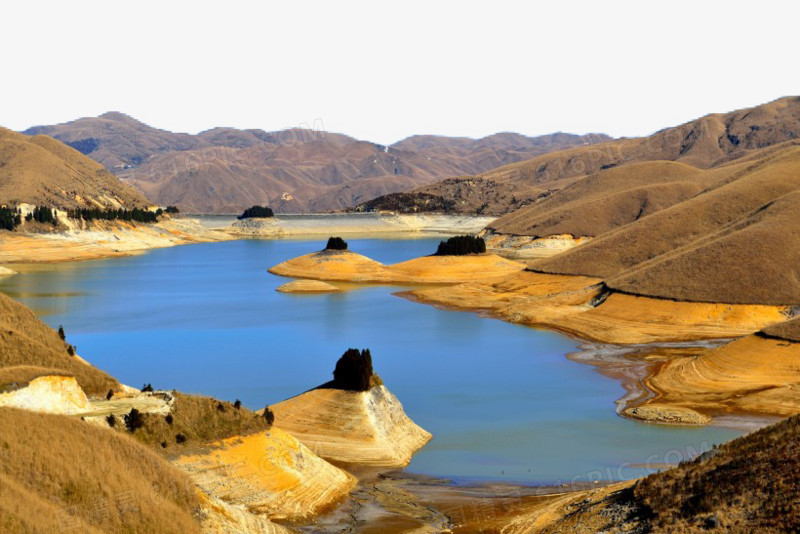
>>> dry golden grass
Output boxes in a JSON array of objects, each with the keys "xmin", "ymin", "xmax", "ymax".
[
  {"xmin": 404, "ymin": 96, "xmax": 800, "ymax": 215},
  {"xmin": 0, "ymin": 293, "xmax": 119, "ymax": 397},
  {"xmin": 0, "ymin": 127, "xmax": 150, "ymax": 210},
  {"xmin": 0, "ymin": 406, "xmax": 201, "ymax": 534},
  {"xmin": 116, "ymin": 392, "xmax": 271, "ymax": 453},
  {"xmin": 531, "ymin": 142, "xmax": 800, "ymax": 304}
]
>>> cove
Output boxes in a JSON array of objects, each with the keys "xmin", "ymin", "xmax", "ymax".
[{"xmin": 0, "ymin": 236, "xmax": 742, "ymax": 485}]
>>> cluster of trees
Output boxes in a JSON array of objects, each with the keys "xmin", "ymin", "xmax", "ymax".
[
  {"xmin": 27, "ymin": 206, "xmax": 58, "ymax": 226},
  {"xmin": 434, "ymin": 235, "xmax": 486, "ymax": 256},
  {"xmin": 332, "ymin": 348, "xmax": 375, "ymax": 391},
  {"xmin": 164, "ymin": 205, "xmax": 180, "ymax": 214},
  {"xmin": 0, "ymin": 207, "xmax": 22, "ymax": 230},
  {"xmin": 237, "ymin": 205, "xmax": 274, "ymax": 219},
  {"xmin": 325, "ymin": 236, "xmax": 348, "ymax": 250},
  {"xmin": 66, "ymin": 207, "xmax": 159, "ymax": 223}
]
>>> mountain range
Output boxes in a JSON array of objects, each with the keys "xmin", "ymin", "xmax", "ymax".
[{"xmin": 23, "ymin": 113, "xmax": 610, "ymax": 213}]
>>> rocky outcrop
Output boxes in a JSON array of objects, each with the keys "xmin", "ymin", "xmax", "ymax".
[
  {"xmin": 276, "ymin": 279, "xmax": 340, "ymax": 293},
  {"xmin": 175, "ymin": 427, "xmax": 356, "ymax": 521},
  {"xmin": 0, "ymin": 375, "xmax": 91, "ymax": 414},
  {"xmin": 482, "ymin": 231, "xmax": 590, "ymax": 259},
  {"xmin": 271, "ymin": 385, "xmax": 431, "ymax": 467},
  {"xmin": 622, "ymin": 404, "xmax": 711, "ymax": 426}
]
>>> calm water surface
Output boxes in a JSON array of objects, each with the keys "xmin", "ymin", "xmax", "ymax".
[{"xmin": 0, "ymin": 237, "xmax": 742, "ymax": 485}]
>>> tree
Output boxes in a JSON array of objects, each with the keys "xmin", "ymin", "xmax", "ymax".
[
  {"xmin": 175, "ymin": 433, "xmax": 187, "ymax": 444},
  {"xmin": 106, "ymin": 389, "xmax": 114, "ymax": 401},
  {"xmin": 106, "ymin": 414, "xmax": 116, "ymax": 427},
  {"xmin": 325, "ymin": 236, "xmax": 348, "ymax": 251},
  {"xmin": 165, "ymin": 205, "xmax": 180, "ymax": 214},
  {"xmin": 234, "ymin": 399, "xmax": 242, "ymax": 410},
  {"xmin": 165, "ymin": 413, "xmax": 174, "ymax": 425},
  {"xmin": 141, "ymin": 383, "xmax": 154, "ymax": 392},
  {"xmin": 237, "ymin": 206, "xmax": 274, "ymax": 219},
  {"xmin": 263, "ymin": 406, "xmax": 275, "ymax": 427},
  {"xmin": 434, "ymin": 235, "xmax": 486, "ymax": 256},
  {"xmin": 58, "ymin": 325, "xmax": 66, "ymax": 341},
  {"xmin": 332, "ymin": 348, "xmax": 374, "ymax": 391},
  {"xmin": 124, "ymin": 408, "xmax": 144, "ymax": 432},
  {"xmin": 67, "ymin": 345, "xmax": 75, "ymax": 356}
]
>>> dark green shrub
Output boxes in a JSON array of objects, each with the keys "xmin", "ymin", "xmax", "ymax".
[
  {"xmin": 237, "ymin": 206, "xmax": 274, "ymax": 219},
  {"xmin": 434, "ymin": 235, "xmax": 486, "ymax": 256},
  {"xmin": 124, "ymin": 408, "xmax": 144, "ymax": 432},
  {"xmin": 175, "ymin": 433, "xmax": 187, "ymax": 444},
  {"xmin": 263, "ymin": 406, "xmax": 275, "ymax": 427},
  {"xmin": 141, "ymin": 383, "xmax": 154, "ymax": 393},
  {"xmin": 106, "ymin": 389, "xmax": 114, "ymax": 400},
  {"xmin": 165, "ymin": 205, "xmax": 180, "ymax": 214},
  {"xmin": 332, "ymin": 348, "xmax": 374, "ymax": 391},
  {"xmin": 67, "ymin": 207, "xmax": 158, "ymax": 223},
  {"xmin": 165, "ymin": 413, "xmax": 173, "ymax": 425},
  {"xmin": 325, "ymin": 236, "xmax": 348, "ymax": 251},
  {"xmin": 58, "ymin": 325, "xmax": 66, "ymax": 341},
  {"xmin": 234, "ymin": 399, "xmax": 242, "ymax": 410},
  {"xmin": 0, "ymin": 207, "xmax": 22, "ymax": 231},
  {"xmin": 27, "ymin": 206, "xmax": 58, "ymax": 226},
  {"xmin": 106, "ymin": 414, "xmax": 116, "ymax": 427}
]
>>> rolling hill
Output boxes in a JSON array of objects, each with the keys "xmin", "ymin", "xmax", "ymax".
[
  {"xmin": 23, "ymin": 113, "xmax": 610, "ymax": 213},
  {"xmin": 0, "ymin": 128, "xmax": 152, "ymax": 210},
  {"xmin": 364, "ymin": 96, "xmax": 800, "ymax": 215},
  {"xmin": 530, "ymin": 141, "xmax": 800, "ymax": 304}
]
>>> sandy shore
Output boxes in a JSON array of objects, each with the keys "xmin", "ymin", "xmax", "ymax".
[{"xmin": 0, "ymin": 214, "xmax": 492, "ymax": 265}]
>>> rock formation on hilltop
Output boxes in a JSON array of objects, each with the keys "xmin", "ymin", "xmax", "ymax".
[{"xmin": 271, "ymin": 348, "xmax": 431, "ymax": 467}]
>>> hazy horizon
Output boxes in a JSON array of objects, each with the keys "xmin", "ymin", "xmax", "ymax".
[{"xmin": 4, "ymin": 0, "xmax": 796, "ymax": 145}]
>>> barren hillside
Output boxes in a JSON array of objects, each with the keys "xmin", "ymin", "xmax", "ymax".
[
  {"xmin": 0, "ymin": 128, "xmax": 152, "ymax": 210},
  {"xmin": 24, "ymin": 113, "xmax": 610, "ymax": 213},
  {"xmin": 365, "ymin": 96, "xmax": 800, "ymax": 215}
]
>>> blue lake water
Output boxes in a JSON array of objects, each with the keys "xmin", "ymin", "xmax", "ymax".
[{"xmin": 0, "ymin": 237, "xmax": 742, "ymax": 485}]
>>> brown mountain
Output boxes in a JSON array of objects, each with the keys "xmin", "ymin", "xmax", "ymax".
[
  {"xmin": 0, "ymin": 127, "xmax": 151, "ymax": 210},
  {"xmin": 24, "ymin": 113, "xmax": 610, "ymax": 213},
  {"xmin": 365, "ymin": 96, "xmax": 800, "ymax": 215}
]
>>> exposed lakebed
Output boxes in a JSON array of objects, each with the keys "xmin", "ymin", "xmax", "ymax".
[{"xmin": 0, "ymin": 236, "xmax": 742, "ymax": 485}]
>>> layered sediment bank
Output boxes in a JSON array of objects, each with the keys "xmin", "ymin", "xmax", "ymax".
[
  {"xmin": 276, "ymin": 279, "xmax": 341, "ymax": 293},
  {"xmin": 174, "ymin": 428, "xmax": 357, "ymax": 521},
  {"xmin": 271, "ymin": 385, "xmax": 431, "ymax": 468},
  {"xmin": 0, "ymin": 218, "xmax": 230, "ymax": 263},
  {"xmin": 405, "ymin": 271, "xmax": 788, "ymax": 344},
  {"xmin": 482, "ymin": 230, "xmax": 591, "ymax": 259},
  {"xmin": 633, "ymin": 333, "xmax": 800, "ymax": 421}
]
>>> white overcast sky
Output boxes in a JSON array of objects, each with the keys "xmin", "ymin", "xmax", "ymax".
[{"xmin": 3, "ymin": 0, "xmax": 797, "ymax": 144}]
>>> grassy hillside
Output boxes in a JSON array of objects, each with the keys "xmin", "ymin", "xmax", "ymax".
[
  {"xmin": 0, "ymin": 128, "xmax": 151, "ymax": 210},
  {"xmin": 532, "ymin": 414, "xmax": 800, "ymax": 533},
  {"xmin": 368, "ymin": 96, "xmax": 800, "ymax": 215},
  {"xmin": 24, "ymin": 112, "xmax": 611, "ymax": 213},
  {"xmin": 530, "ymin": 142, "xmax": 800, "ymax": 304},
  {"xmin": 0, "ymin": 293, "xmax": 119, "ymax": 397},
  {"xmin": 490, "ymin": 161, "xmax": 705, "ymax": 236},
  {"xmin": 0, "ymin": 407, "xmax": 201, "ymax": 534}
]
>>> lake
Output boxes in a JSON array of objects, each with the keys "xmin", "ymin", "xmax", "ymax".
[{"xmin": 0, "ymin": 236, "xmax": 742, "ymax": 485}]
